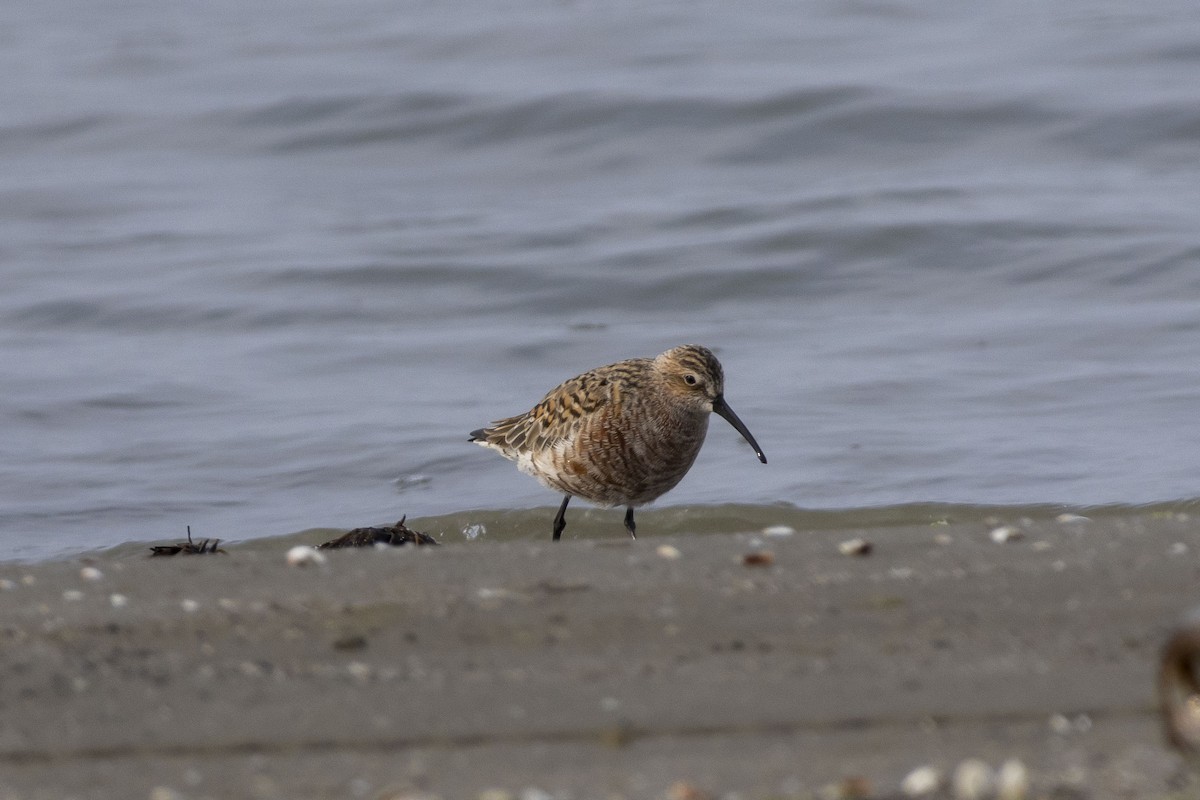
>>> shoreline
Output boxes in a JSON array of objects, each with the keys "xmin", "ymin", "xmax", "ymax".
[
  {"xmin": 20, "ymin": 498, "xmax": 1200, "ymax": 566},
  {"xmin": 1, "ymin": 511, "xmax": 1197, "ymax": 799}
]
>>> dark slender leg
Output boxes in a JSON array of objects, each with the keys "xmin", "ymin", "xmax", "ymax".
[
  {"xmin": 552, "ymin": 495, "xmax": 571, "ymax": 541},
  {"xmin": 624, "ymin": 506, "xmax": 637, "ymax": 539}
]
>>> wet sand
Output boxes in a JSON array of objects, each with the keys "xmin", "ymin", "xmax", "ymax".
[{"xmin": 1, "ymin": 512, "xmax": 1198, "ymax": 799}]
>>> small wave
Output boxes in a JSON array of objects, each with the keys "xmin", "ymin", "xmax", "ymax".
[{"xmin": 392, "ymin": 500, "xmax": 1200, "ymax": 544}]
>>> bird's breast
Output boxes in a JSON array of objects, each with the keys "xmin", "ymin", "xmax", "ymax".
[{"xmin": 525, "ymin": 403, "xmax": 709, "ymax": 506}]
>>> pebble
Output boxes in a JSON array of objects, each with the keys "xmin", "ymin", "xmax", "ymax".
[
  {"xmin": 762, "ymin": 524, "xmax": 795, "ymax": 537},
  {"xmin": 476, "ymin": 588, "xmax": 520, "ymax": 601},
  {"xmin": 286, "ymin": 546, "xmax": 327, "ymax": 567},
  {"xmin": 666, "ymin": 782, "xmax": 713, "ymax": 800},
  {"xmin": 742, "ymin": 550, "xmax": 774, "ymax": 567},
  {"xmin": 63, "ymin": 590, "xmax": 84, "ymax": 602},
  {"xmin": 346, "ymin": 661, "xmax": 372, "ymax": 682},
  {"xmin": 238, "ymin": 661, "xmax": 264, "ymax": 678},
  {"xmin": 838, "ymin": 538, "xmax": 873, "ymax": 556},
  {"xmin": 80, "ymin": 566, "xmax": 104, "ymax": 582},
  {"xmin": 180, "ymin": 599, "xmax": 200, "ymax": 613},
  {"xmin": 478, "ymin": 791, "xmax": 514, "ymax": 800},
  {"xmin": 996, "ymin": 758, "xmax": 1029, "ymax": 800},
  {"xmin": 989, "ymin": 526, "xmax": 1023, "ymax": 543},
  {"xmin": 1049, "ymin": 712, "xmax": 1091, "ymax": 735},
  {"xmin": 900, "ymin": 765, "xmax": 941, "ymax": 796},
  {"xmin": 110, "ymin": 593, "xmax": 128, "ymax": 608},
  {"xmin": 1055, "ymin": 513, "xmax": 1090, "ymax": 523},
  {"xmin": 477, "ymin": 786, "xmax": 516, "ymax": 800},
  {"xmin": 951, "ymin": 758, "xmax": 994, "ymax": 800},
  {"xmin": 656, "ymin": 544, "xmax": 682, "ymax": 560}
]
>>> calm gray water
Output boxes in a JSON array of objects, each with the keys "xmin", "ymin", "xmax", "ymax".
[{"xmin": 3, "ymin": 0, "xmax": 1200, "ymax": 560}]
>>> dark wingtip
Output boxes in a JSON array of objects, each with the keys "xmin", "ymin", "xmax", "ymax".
[{"xmin": 469, "ymin": 428, "xmax": 486, "ymax": 442}]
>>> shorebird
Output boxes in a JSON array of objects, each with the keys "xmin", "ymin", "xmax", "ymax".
[{"xmin": 469, "ymin": 344, "xmax": 767, "ymax": 540}]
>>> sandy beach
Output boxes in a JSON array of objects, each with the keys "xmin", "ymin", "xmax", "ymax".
[{"xmin": 1, "ymin": 511, "xmax": 1198, "ymax": 800}]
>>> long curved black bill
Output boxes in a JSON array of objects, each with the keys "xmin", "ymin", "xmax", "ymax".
[{"xmin": 712, "ymin": 395, "xmax": 767, "ymax": 464}]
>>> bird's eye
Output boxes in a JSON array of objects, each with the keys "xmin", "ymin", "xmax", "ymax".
[{"xmin": 684, "ymin": 374, "xmax": 698, "ymax": 386}]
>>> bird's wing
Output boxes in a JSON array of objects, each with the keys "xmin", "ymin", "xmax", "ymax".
[{"xmin": 475, "ymin": 367, "xmax": 616, "ymax": 454}]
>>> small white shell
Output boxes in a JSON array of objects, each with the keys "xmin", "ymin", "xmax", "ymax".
[
  {"xmin": 989, "ymin": 526, "xmax": 1023, "ymax": 543},
  {"xmin": 952, "ymin": 759, "xmax": 994, "ymax": 800},
  {"xmin": 996, "ymin": 758, "xmax": 1029, "ymax": 800},
  {"xmin": 286, "ymin": 546, "xmax": 327, "ymax": 567},
  {"xmin": 901, "ymin": 765, "xmax": 942, "ymax": 796},
  {"xmin": 79, "ymin": 566, "xmax": 104, "ymax": 582},
  {"xmin": 838, "ymin": 538, "xmax": 873, "ymax": 556}
]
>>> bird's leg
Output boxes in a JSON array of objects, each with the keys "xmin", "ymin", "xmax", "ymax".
[
  {"xmin": 624, "ymin": 506, "xmax": 637, "ymax": 539},
  {"xmin": 553, "ymin": 495, "xmax": 571, "ymax": 541}
]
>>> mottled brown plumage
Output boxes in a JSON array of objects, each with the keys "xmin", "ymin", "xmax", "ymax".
[{"xmin": 470, "ymin": 344, "xmax": 766, "ymax": 540}]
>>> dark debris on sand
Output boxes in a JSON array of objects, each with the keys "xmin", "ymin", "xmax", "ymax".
[
  {"xmin": 149, "ymin": 526, "xmax": 226, "ymax": 557},
  {"xmin": 317, "ymin": 516, "xmax": 438, "ymax": 549}
]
